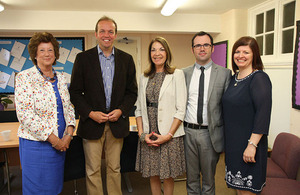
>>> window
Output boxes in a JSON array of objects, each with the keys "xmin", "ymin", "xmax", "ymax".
[{"xmin": 249, "ymin": 0, "xmax": 296, "ymax": 66}]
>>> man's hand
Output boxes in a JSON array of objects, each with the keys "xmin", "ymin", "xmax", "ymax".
[
  {"xmin": 89, "ymin": 111, "xmax": 109, "ymax": 123},
  {"xmin": 108, "ymin": 109, "xmax": 122, "ymax": 122}
]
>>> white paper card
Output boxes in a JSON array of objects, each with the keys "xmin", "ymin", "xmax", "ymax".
[
  {"xmin": 67, "ymin": 47, "xmax": 81, "ymax": 63},
  {"xmin": 57, "ymin": 47, "xmax": 70, "ymax": 64},
  {"xmin": 0, "ymin": 48, "xmax": 10, "ymax": 66},
  {"xmin": 7, "ymin": 72, "xmax": 15, "ymax": 88},
  {"xmin": 10, "ymin": 56, "xmax": 26, "ymax": 72},
  {"xmin": 11, "ymin": 41, "xmax": 26, "ymax": 59},
  {"xmin": 0, "ymin": 71, "xmax": 10, "ymax": 89}
]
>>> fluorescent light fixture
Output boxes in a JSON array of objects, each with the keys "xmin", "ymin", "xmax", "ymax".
[
  {"xmin": 161, "ymin": 0, "xmax": 186, "ymax": 16},
  {"xmin": 0, "ymin": 3, "xmax": 4, "ymax": 12}
]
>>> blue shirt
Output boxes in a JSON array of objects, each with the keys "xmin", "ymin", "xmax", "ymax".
[{"xmin": 97, "ymin": 45, "xmax": 115, "ymax": 110}]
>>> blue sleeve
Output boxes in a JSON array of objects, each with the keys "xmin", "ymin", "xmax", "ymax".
[{"xmin": 250, "ymin": 72, "xmax": 272, "ymax": 135}]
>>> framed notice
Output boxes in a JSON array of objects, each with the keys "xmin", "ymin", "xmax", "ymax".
[{"xmin": 292, "ymin": 20, "xmax": 300, "ymax": 109}]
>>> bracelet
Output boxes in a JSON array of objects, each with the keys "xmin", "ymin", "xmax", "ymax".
[
  {"xmin": 52, "ymin": 137, "xmax": 60, "ymax": 147},
  {"xmin": 65, "ymin": 132, "xmax": 73, "ymax": 140},
  {"xmin": 139, "ymin": 132, "xmax": 146, "ymax": 143},
  {"xmin": 168, "ymin": 132, "xmax": 174, "ymax": 138},
  {"xmin": 248, "ymin": 139, "xmax": 258, "ymax": 148}
]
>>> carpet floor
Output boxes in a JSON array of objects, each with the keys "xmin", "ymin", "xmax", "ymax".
[{"xmin": 0, "ymin": 153, "xmax": 236, "ymax": 195}]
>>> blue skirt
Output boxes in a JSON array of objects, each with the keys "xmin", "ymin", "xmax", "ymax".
[{"xmin": 19, "ymin": 138, "xmax": 66, "ymax": 195}]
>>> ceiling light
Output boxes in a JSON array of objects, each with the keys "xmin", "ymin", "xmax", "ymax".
[
  {"xmin": 0, "ymin": 3, "xmax": 4, "ymax": 12},
  {"xmin": 161, "ymin": 0, "xmax": 186, "ymax": 16}
]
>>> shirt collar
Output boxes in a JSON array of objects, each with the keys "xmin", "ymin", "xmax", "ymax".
[
  {"xmin": 97, "ymin": 45, "xmax": 115, "ymax": 57},
  {"xmin": 195, "ymin": 60, "xmax": 212, "ymax": 70}
]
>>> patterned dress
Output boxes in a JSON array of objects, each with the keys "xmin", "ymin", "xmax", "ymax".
[{"xmin": 135, "ymin": 72, "xmax": 186, "ymax": 179}]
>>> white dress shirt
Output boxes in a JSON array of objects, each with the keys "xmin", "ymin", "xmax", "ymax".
[{"xmin": 185, "ymin": 61, "xmax": 212, "ymax": 125}]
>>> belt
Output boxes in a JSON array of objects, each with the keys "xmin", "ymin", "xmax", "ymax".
[
  {"xmin": 184, "ymin": 121, "xmax": 208, "ymax": 129},
  {"xmin": 147, "ymin": 102, "xmax": 158, "ymax": 108}
]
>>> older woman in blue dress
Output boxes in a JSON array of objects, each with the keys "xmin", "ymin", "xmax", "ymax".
[{"xmin": 15, "ymin": 32, "xmax": 76, "ymax": 195}]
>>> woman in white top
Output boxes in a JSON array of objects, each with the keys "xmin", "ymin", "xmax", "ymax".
[{"xmin": 135, "ymin": 36, "xmax": 187, "ymax": 195}]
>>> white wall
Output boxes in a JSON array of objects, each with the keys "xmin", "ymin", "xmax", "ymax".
[
  {"xmin": 214, "ymin": 9, "xmax": 248, "ymax": 70},
  {"xmin": 0, "ymin": 10, "xmax": 221, "ymax": 33},
  {"xmin": 265, "ymin": 68, "xmax": 293, "ymax": 146}
]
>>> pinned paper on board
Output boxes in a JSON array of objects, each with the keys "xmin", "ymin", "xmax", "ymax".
[
  {"xmin": 0, "ymin": 71, "xmax": 10, "ymax": 89},
  {"xmin": 0, "ymin": 48, "xmax": 10, "ymax": 66},
  {"xmin": 57, "ymin": 47, "xmax": 70, "ymax": 64},
  {"xmin": 7, "ymin": 72, "xmax": 15, "ymax": 88},
  {"xmin": 11, "ymin": 41, "xmax": 26, "ymax": 59},
  {"xmin": 68, "ymin": 47, "xmax": 82, "ymax": 63},
  {"xmin": 10, "ymin": 56, "xmax": 26, "ymax": 72}
]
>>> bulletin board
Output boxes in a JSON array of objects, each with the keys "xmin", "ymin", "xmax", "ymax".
[
  {"xmin": 211, "ymin": 40, "xmax": 228, "ymax": 68},
  {"xmin": 292, "ymin": 20, "xmax": 300, "ymax": 109},
  {"xmin": 0, "ymin": 37, "xmax": 85, "ymax": 93}
]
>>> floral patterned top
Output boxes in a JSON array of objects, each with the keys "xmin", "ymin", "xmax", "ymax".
[{"xmin": 15, "ymin": 66, "xmax": 76, "ymax": 141}]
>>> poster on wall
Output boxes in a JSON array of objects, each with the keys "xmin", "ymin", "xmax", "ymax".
[
  {"xmin": 292, "ymin": 20, "xmax": 300, "ymax": 110},
  {"xmin": 0, "ymin": 37, "xmax": 85, "ymax": 94},
  {"xmin": 211, "ymin": 40, "xmax": 228, "ymax": 68}
]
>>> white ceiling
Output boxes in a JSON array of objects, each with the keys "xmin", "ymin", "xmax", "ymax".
[{"xmin": 1, "ymin": 0, "xmax": 268, "ymax": 14}]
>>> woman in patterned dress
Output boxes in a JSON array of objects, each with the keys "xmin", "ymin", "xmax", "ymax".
[
  {"xmin": 222, "ymin": 36, "xmax": 272, "ymax": 195},
  {"xmin": 135, "ymin": 37, "xmax": 187, "ymax": 195},
  {"xmin": 15, "ymin": 32, "xmax": 76, "ymax": 195}
]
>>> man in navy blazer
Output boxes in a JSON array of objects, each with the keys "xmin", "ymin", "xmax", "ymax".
[
  {"xmin": 69, "ymin": 16, "xmax": 137, "ymax": 195},
  {"xmin": 183, "ymin": 31, "xmax": 231, "ymax": 195}
]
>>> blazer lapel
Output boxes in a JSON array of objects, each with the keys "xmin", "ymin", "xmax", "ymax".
[
  {"xmin": 90, "ymin": 47, "xmax": 105, "ymax": 90},
  {"xmin": 207, "ymin": 63, "xmax": 218, "ymax": 101},
  {"xmin": 112, "ymin": 48, "xmax": 120, "ymax": 92},
  {"xmin": 143, "ymin": 76, "xmax": 149, "ymax": 99},
  {"xmin": 159, "ymin": 73, "xmax": 172, "ymax": 100},
  {"xmin": 185, "ymin": 65, "xmax": 195, "ymax": 93}
]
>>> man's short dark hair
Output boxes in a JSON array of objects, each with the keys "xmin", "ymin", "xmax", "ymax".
[{"xmin": 191, "ymin": 31, "xmax": 214, "ymax": 47}]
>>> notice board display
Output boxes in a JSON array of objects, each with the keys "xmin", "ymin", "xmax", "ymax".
[
  {"xmin": 292, "ymin": 20, "xmax": 300, "ymax": 109},
  {"xmin": 0, "ymin": 37, "xmax": 85, "ymax": 93}
]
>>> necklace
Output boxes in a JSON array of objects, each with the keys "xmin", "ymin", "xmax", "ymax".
[
  {"xmin": 234, "ymin": 70, "xmax": 258, "ymax": 87},
  {"xmin": 36, "ymin": 65, "xmax": 57, "ymax": 81}
]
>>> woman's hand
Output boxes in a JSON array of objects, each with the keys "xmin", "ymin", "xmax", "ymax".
[
  {"xmin": 146, "ymin": 132, "xmax": 172, "ymax": 147},
  {"xmin": 61, "ymin": 135, "xmax": 72, "ymax": 150},
  {"xmin": 243, "ymin": 133, "xmax": 262, "ymax": 163},
  {"xmin": 53, "ymin": 139, "xmax": 68, "ymax": 152},
  {"xmin": 243, "ymin": 145, "xmax": 257, "ymax": 163},
  {"xmin": 60, "ymin": 125, "xmax": 74, "ymax": 150},
  {"xmin": 47, "ymin": 133, "xmax": 68, "ymax": 152},
  {"xmin": 144, "ymin": 133, "xmax": 155, "ymax": 146}
]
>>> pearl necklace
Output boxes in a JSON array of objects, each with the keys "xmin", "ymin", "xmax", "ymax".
[{"xmin": 234, "ymin": 70, "xmax": 258, "ymax": 87}]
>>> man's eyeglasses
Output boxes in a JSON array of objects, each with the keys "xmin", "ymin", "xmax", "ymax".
[{"xmin": 193, "ymin": 44, "xmax": 212, "ymax": 49}]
